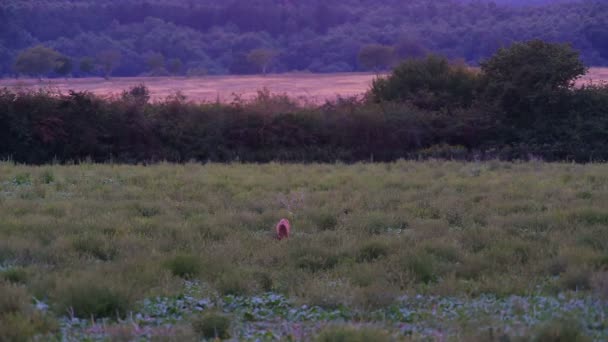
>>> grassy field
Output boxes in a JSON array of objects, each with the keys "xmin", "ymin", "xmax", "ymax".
[
  {"xmin": 1, "ymin": 161, "xmax": 607, "ymax": 340},
  {"xmin": 1, "ymin": 68, "xmax": 607, "ymax": 104}
]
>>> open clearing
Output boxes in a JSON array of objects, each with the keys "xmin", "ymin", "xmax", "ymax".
[
  {"xmin": 0, "ymin": 73, "xmax": 377, "ymax": 104},
  {"xmin": 1, "ymin": 161, "xmax": 607, "ymax": 340},
  {"xmin": 1, "ymin": 68, "xmax": 607, "ymax": 104}
]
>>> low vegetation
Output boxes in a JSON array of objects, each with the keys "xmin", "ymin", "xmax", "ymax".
[
  {"xmin": 315, "ymin": 326, "xmax": 392, "ymax": 342},
  {"xmin": 191, "ymin": 312, "xmax": 232, "ymax": 340},
  {"xmin": 1, "ymin": 161, "xmax": 608, "ymax": 339}
]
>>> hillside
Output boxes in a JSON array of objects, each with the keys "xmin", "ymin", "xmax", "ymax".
[{"xmin": 1, "ymin": 0, "xmax": 607, "ymax": 76}]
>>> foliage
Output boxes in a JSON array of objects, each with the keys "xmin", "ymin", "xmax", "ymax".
[
  {"xmin": 1, "ymin": 0, "xmax": 607, "ymax": 77},
  {"xmin": 96, "ymin": 49, "xmax": 121, "ymax": 79},
  {"xmin": 191, "ymin": 312, "xmax": 231, "ymax": 340},
  {"xmin": 78, "ymin": 57, "xmax": 95, "ymax": 75},
  {"xmin": 145, "ymin": 52, "xmax": 166, "ymax": 75},
  {"xmin": 481, "ymin": 39, "xmax": 588, "ymax": 125},
  {"xmin": 357, "ymin": 44, "xmax": 395, "ymax": 71},
  {"xmin": 55, "ymin": 282, "xmax": 130, "ymax": 319},
  {"xmin": 394, "ymin": 36, "xmax": 427, "ymax": 59},
  {"xmin": 370, "ymin": 55, "xmax": 480, "ymax": 110},
  {"xmin": 53, "ymin": 56, "xmax": 72, "ymax": 77},
  {"xmin": 13, "ymin": 45, "xmax": 64, "ymax": 77},
  {"xmin": 165, "ymin": 255, "xmax": 201, "ymax": 279},
  {"xmin": 167, "ymin": 58, "xmax": 183, "ymax": 75},
  {"xmin": 1, "ymin": 55, "xmax": 608, "ymax": 164},
  {"xmin": 0, "ymin": 283, "xmax": 58, "ymax": 341},
  {"xmin": 1, "ymin": 268, "xmax": 28, "ymax": 284},
  {"xmin": 356, "ymin": 241, "xmax": 390, "ymax": 262},
  {"xmin": 247, "ymin": 48, "xmax": 278, "ymax": 75},
  {"xmin": 533, "ymin": 317, "xmax": 591, "ymax": 342}
]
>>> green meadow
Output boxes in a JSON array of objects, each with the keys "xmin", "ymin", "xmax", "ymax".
[{"xmin": 1, "ymin": 161, "xmax": 607, "ymax": 340}]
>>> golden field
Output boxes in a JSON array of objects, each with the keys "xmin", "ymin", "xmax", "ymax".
[{"xmin": 2, "ymin": 68, "xmax": 605, "ymax": 104}]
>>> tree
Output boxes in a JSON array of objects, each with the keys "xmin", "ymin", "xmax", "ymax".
[
  {"xmin": 54, "ymin": 56, "xmax": 73, "ymax": 78},
  {"xmin": 394, "ymin": 36, "xmax": 427, "ymax": 60},
  {"xmin": 167, "ymin": 58, "xmax": 183, "ymax": 75},
  {"xmin": 96, "ymin": 49, "xmax": 121, "ymax": 80},
  {"xmin": 121, "ymin": 84, "xmax": 150, "ymax": 106},
  {"xmin": 370, "ymin": 55, "xmax": 479, "ymax": 110},
  {"xmin": 585, "ymin": 26, "xmax": 608, "ymax": 59},
  {"xmin": 79, "ymin": 57, "xmax": 95, "ymax": 76},
  {"xmin": 13, "ymin": 45, "xmax": 62, "ymax": 78},
  {"xmin": 145, "ymin": 52, "xmax": 166, "ymax": 75},
  {"xmin": 480, "ymin": 40, "xmax": 588, "ymax": 122},
  {"xmin": 247, "ymin": 48, "xmax": 278, "ymax": 75},
  {"xmin": 358, "ymin": 44, "xmax": 395, "ymax": 72}
]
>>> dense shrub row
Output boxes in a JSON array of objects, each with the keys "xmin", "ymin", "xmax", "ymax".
[
  {"xmin": 2, "ymin": 41, "xmax": 608, "ymax": 164},
  {"xmin": 0, "ymin": 87, "xmax": 486, "ymax": 163},
  {"xmin": 0, "ymin": 83, "xmax": 606, "ymax": 164}
]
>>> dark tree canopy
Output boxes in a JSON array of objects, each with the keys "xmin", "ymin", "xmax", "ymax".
[
  {"xmin": 96, "ymin": 49, "xmax": 121, "ymax": 79},
  {"xmin": 247, "ymin": 48, "xmax": 278, "ymax": 75},
  {"xmin": 14, "ymin": 45, "xmax": 63, "ymax": 77},
  {"xmin": 54, "ymin": 56, "xmax": 73, "ymax": 77},
  {"xmin": 371, "ymin": 55, "xmax": 479, "ymax": 111},
  {"xmin": 0, "ymin": 0, "xmax": 606, "ymax": 77},
  {"xmin": 481, "ymin": 40, "xmax": 588, "ymax": 120},
  {"xmin": 167, "ymin": 58, "xmax": 183, "ymax": 75},
  {"xmin": 79, "ymin": 57, "xmax": 95, "ymax": 75},
  {"xmin": 358, "ymin": 45, "xmax": 395, "ymax": 71}
]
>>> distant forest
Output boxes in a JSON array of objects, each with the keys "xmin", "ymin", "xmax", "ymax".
[{"xmin": 1, "ymin": 0, "xmax": 607, "ymax": 77}]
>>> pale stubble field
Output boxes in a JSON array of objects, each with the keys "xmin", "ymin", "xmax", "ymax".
[{"xmin": 2, "ymin": 68, "xmax": 607, "ymax": 104}]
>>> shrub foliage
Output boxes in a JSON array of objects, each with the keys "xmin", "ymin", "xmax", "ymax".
[{"xmin": 1, "ymin": 41, "xmax": 607, "ymax": 163}]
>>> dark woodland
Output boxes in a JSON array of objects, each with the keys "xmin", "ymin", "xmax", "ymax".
[{"xmin": 1, "ymin": 0, "xmax": 607, "ymax": 77}]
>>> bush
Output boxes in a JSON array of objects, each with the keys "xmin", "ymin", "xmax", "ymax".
[
  {"xmin": 370, "ymin": 54, "xmax": 479, "ymax": 110},
  {"xmin": 456, "ymin": 255, "xmax": 491, "ymax": 280},
  {"xmin": 216, "ymin": 270, "xmax": 250, "ymax": 296},
  {"xmin": 13, "ymin": 173, "xmax": 31, "ymax": 186},
  {"xmin": 0, "ymin": 283, "xmax": 58, "ymax": 342},
  {"xmin": 360, "ymin": 212, "xmax": 392, "ymax": 235},
  {"xmin": 560, "ymin": 268, "xmax": 591, "ymax": 291},
  {"xmin": 191, "ymin": 312, "xmax": 231, "ymax": 340},
  {"xmin": 0, "ymin": 283, "xmax": 28, "ymax": 316},
  {"xmin": 164, "ymin": 255, "xmax": 201, "ymax": 279},
  {"xmin": 315, "ymin": 326, "xmax": 392, "ymax": 342},
  {"xmin": 0, "ymin": 55, "xmax": 607, "ymax": 164},
  {"xmin": 313, "ymin": 211, "xmax": 338, "ymax": 231},
  {"xmin": 39, "ymin": 170, "xmax": 55, "ymax": 184},
  {"xmin": 134, "ymin": 204, "xmax": 161, "ymax": 218},
  {"xmin": 72, "ymin": 235, "xmax": 117, "ymax": 261},
  {"xmin": 532, "ymin": 317, "xmax": 591, "ymax": 342},
  {"xmin": 592, "ymin": 272, "xmax": 608, "ymax": 299},
  {"xmin": 0, "ymin": 312, "xmax": 59, "ymax": 342},
  {"xmin": 291, "ymin": 245, "xmax": 340, "ymax": 273},
  {"xmin": 56, "ymin": 283, "xmax": 129, "ymax": 319},
  {"xmin": 404, "ymin": 253, "xmax": 438, "ymax": 284},
  {"xmin": 353, "ymin": 283, "xmax": 397, "ymax": 310},
  {"xmin": 481, "ymin": 39, "xmax": 587, "ymax": 122},
  {"xmin": 356, "ymin": 241, "xmax": 390, "ymax": 262},
  {"xmin": 1, "ymin": 268, "xmax": 28, "ymax": 284}
]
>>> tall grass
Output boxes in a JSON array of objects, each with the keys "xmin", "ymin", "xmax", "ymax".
[{"xmin": 0, "ymin": 161, "xmax": 607, "ymax": 317}]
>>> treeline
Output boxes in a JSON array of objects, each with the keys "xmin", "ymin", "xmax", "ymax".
[
  {"xmin": 1, "ymin": 0, "xmax": 607, "ymax": 77},
  {"xmin": 2, "ymin": 40, "xmax": 608, "ymax": 164}
]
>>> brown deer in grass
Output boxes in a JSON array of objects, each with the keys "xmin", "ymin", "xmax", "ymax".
[{"xmin": 275, "ymin": 218, "xmax": 291, "ymax": 240}]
